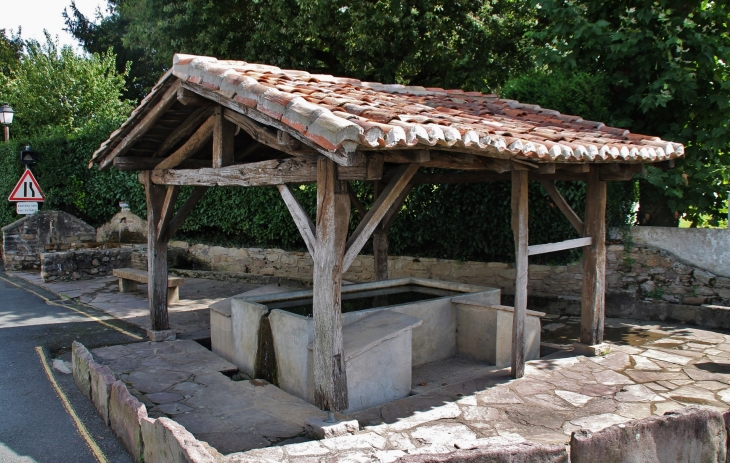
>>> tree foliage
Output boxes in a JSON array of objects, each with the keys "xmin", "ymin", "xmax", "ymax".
[
  {"xmin": 0, "ymin": 29, "xmax": 23, "ymax": 78},
  {"xmin": 0, "ymin": 34, "xmax": 133, "ymax": 139},
  {"xmin": 532, "ymin": 0, "xmax": 730, "ymax": 226}
]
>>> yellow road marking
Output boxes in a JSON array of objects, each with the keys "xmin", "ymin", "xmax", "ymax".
[
  {"xmin": 0, "ymin": 275, "xmax": 143, "ymax": 340},
  {"xmin": 35, "ymin": 346, "xmax": 109, "ymax": 463}
]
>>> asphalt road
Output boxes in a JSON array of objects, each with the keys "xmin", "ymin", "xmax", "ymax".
[{"xmin": 0, "ymin": 270, "xmax": 145, "ymax": 463}]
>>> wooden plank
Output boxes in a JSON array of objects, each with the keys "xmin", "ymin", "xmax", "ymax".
[
  {"xmin": 114, "ymin": 157, "xmax": 211, "ymax": 171},
  {"xmin": 142, "ymin": 171, "xmax": 170, "ymax": 330},
  {"xmin": 537, "ymin": 163, "xmax": 556, "ymax": 174},
  {"xmin": 155, "ymin": 115, "xmax": 215, "ymax": 170},
  {"xmin": 152, "ymin": 106, "xmax": 214, "ymax": 159},
  {"xmin": 177, "ymin": 87, "xmax": 215, "ymax": 106},
  {"xmin": 150, "ymin": 158, "xmax": 372, "ymax": 187},
  {"xmin": 511, "ymin": 170, "xmax": 528, "ymax": 379},
  {"xmin": 342, "ymin": 163, "xmax": 419, "ymax": 272},
  {"xmin": 212, "ymin": 106, "xmax": 235, "ymax": 168},
  {"xmin": 539, "ymin": 180, "xmax": 585, "ymax": 234},
  {"xmin": 347, "ymin": 184, "xmax": 368, "ymax": 219},
  {"xmin": 383, "ymin": 150, "xmax": 430, "ymax": 164},
  {"xmin": 581, "ymin": 166, "xmax": 608, "ymax": 345},
  {"xmin": 527, "ymin": 237, "xmax": 592, "ymax": 256},
  {"xmin": 277, "ymin": 184, "xmax": 317, "ymax": 257},
  {"xmin": 112, "ymin": 268, "xmax": 184, "ymax": 286},
  {"xmin": 167, "ymin": 187, "xmax": 209, "ymax": 238},
  {"xmin": 183, "ymin": 81, "xmax": 364, "ymax": 167},
  {"xmin": 157, "ymin": 186, "xmax": 181, "ymax": 240},
  {"xmin": 312, "ymin": 157, "xmax": 350, "ymax": 412},
  {"xmin": 100, "ymin": 80, "xmax": 181, "ymax": 169}
]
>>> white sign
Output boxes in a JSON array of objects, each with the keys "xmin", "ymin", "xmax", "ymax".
[
  {"xmin": 8, "ymin": 169, "xmax": 45, "ymax": 202},
  {"xmin": 16, "ymin": 202, "xmax": 38, "ymax": 215}
]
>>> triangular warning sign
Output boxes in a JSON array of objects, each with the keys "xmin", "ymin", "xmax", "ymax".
[{"xmin": 8, "ymin": 169, "xmax": 45, "ymax": 202}]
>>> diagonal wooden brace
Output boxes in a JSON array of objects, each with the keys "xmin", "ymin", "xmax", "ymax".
[
  {"xmin": 342, "ymin": 163, "xmax": 419, "ymax": 272},
  {"xmin": 277, "ymin": 184, "xmax": 317, "ymax": 257},
  {"xmin": 539, "ymin": 180, "xmax": 585, "ymax": 235}
]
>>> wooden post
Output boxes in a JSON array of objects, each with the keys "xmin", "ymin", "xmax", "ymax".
[
  {"xmin": 313, "ymin": 158, "xmax": 350, "ymax": 412},
  {"xmin": 142, "ymin": 171, "xmax": 170, "ymax": 331},
  {"xmin": 580, "ymin": 166, "xmax": 607, "ymax": 345},
  {"xmin": 372, "ymin": 181, "xmax": 388, "ymax": 281},
  {"xmin": 511, "ymin": 170, "xmax": 529, "ymax": 379},
  {"xmin": 212, "ymin": 106, "xmax": 235, "ymax": 168}
]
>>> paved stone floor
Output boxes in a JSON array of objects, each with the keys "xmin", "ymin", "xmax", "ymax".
[
  {"xmin": 11, "ymin": 272, "xmax": 262, "ymax": 339},
  {"xmin": 91, "ymin": 340, "xmax": 324, "ymax": 454}
]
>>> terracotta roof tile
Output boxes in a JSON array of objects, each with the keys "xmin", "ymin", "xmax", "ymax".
[{"xmin": 92, "ymin": 54, "xmax": 686, "ymax": 165}]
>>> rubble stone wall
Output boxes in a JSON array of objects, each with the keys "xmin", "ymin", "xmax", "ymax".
[
  {"xmin": 153, "ymin": 233, "xmax": 729, "ymax": 309},
  {"xmin": 2, "ymin": 211, "xmax": 96, "ymax": 271},
  {"xmin": 41, "ymin": 248, "xmax": 133, "ymax": 281}
]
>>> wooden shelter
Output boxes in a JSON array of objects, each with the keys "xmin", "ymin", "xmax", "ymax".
[{"xmin": 90, "ymin": 54, "xmax": 685, "ymax": 413}]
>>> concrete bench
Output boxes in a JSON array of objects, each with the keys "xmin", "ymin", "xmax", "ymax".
[{"xmin": 112, "ymin": 268, "xmax": 184, "ymax": 303}]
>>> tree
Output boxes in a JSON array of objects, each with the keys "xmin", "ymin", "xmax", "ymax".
[
  {"xmin": 531, "ymin": 0, "xmax": 730, "ymax": 226},
  {"xmin": 0, "ymin": 33, "xmax": 133, "ymax": 139},
  {"xmin": 0, "ymin": 28, "xmax": 23, "ymax": 78}
]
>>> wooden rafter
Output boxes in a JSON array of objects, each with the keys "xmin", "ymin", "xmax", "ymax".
[
  {"xmin": 152, "ymin": 106, "xmax": 214, "ymax": 159},
  {"xmin": 100, "ymin": 80, "xmax": 181, "ymax": 169},
  {"xmin": 539, "ymin": 180, "xmax": 585, "ymax": 235},
  {"xmin": 177, "ymin": 87, "xmax": 215, "ymax": 106},
  {"xmin": 114, "ymin": 157, "xmax": 211, "ymax": 171},
  {"xmin": 277, "ymin": 184, "xmax": 317, "ymax": 257},
  {"xmin": 155, "ymin": 115, "xmax": 215, "ymax": 170},
  {"xmin": 342, "ymin": 163, "xmax": 420, "ymax": 272},
  {"xmin": 149, "ymin": 157, "xmax": 379, "ymax": 187}
]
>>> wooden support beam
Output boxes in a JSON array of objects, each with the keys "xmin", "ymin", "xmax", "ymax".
[
  {"xmin": 212, "ymin": 106, "xmax": 235, "ymax": 168},
  {"xmin": 157, "ymin": 186, "xmax": 181, "ymax": 240},
  {"xmin": 100, "ymin": 80, "xmax": 181, "ymax": 169},
  {"xmin": 278, "ymin": 184, "xmax": 317, "ymax": 257},
  {"xmin": 115, "ymin": 157, "xmax": 212, "ymax": 171},
  {"xmin": 155, "ymin": 115, "xmax": 215, "ymax": 170},
  {"xmin": 537, "ymin": 163, "xmax": 556, "ymax": 174},
  {"xmin": 152, "ymin": 106, "xmax": 214, "ymax": 159},
  {"xmin": 527, "ymin": 237, "xmax": 592, "ymax": 256},
  {"xmin": 581, "ymin": 166, "xmax": 607, "ymax": 345},
  {"xmin": 142, "ymin": 171, "xmax": 170, "ymax": 330},
  {"xmin": 383, "ymin": 150, "xmax": 430, "ymax": 164},
  {"xmin": 511, "ymin": 170, "xmax": 528, "ymax": 379},
  {"xmin": 557, "ymin": 164, "xmax": 590, "ymax": 173},
  {"xmin": 224, "ymin": 108, "xmax": 319, "ymax": 158},
  {"xmin": 177, "ymin": 87, "xmax": 215, "ymax": 106},
  {"xmin": 347, "ymin": 184, "xmax": 368, "ymax": 219},
  {"xmin": 167, "ymin": 187, "xmax": 209, "ymax": 238},
  {"xmin": 183, "ymin": 81, "xmax": 364, "ymax": 167},
  {"xmin": 373, "ymin": 181, "xmax": 414, "ymax": 281},
  {"xmin": 342, "ymin": 163, "xmax": 420, "ymax": 273},
  {"xmin": 312, "ymin": 157, "xmax": 350, "ymax": 412},
  {"xmin": 539, "ymin": 180, "xmax": 585, "ymax": 234},
  {"xmin": 381, "ymin": 183, "xmax": 414, "ymax": 232},
  {"xmin": 150, "ymin": 157, "xmax": 377, "ymax": 187}
]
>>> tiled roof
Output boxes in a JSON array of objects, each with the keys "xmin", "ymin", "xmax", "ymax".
[{"xmin": 170, "ymin": 54, "xmax": 684, "ymax": 163}]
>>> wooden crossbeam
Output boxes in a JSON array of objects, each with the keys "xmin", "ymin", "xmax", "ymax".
[
  {"xmin": 114, "ymin": 157, "xmax": 211, "ymax": 171},
  {"xmin": 182, "ymin": 81, "xmax": 364, "ymax": 167},
  {"xmin": 100, "ymin": 80, "xmax": 181, "ymax": 169},
  {"xmin": 213, "ymin": 106, "xmax": 235, "ymax": 168},
  {"xmin": 167, "ymin": 187, "xmax": 209, "ymax": 238},
  {"xmin": 278, "ymin": 184, "xmax": 317, "ymax": 257},
  {"xmin": 539, "ymin": 180, "xmax": 585, "ymax": 234},
  {"xmin": 155, "ymin": 115, "xmax": 215, "ymax": 170},
  {"xmin": 152, "ymin": 106, "xmax": 214, "ymax": 159},
  {"xmin": 150, "ymin": 158, "xmax": 376, "ymax": 187},
  {"xmin": 157, "ymin": 186, "xmax": 181, "ymax": 240},
  {"xmin": 511, "ymin": 170, "xmax": 528, "ymax": 379},
  {"xmin": 342, "ymin": 163, "xmax": 420, "ymax": 272},
  {"xmin": 527, "ymin": 237, "xmax": 592, "ymax": 256}
]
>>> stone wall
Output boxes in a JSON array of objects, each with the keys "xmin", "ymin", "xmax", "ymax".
[
  {"xmin": 96, "ymin": 209, "xmax": 148, "ymax": 244},
  {"xmin": 2, "ymin": 211, "xmax": 97, "ymax": 271},
  {"xmin": 40, "ymin": 248, "xmax": 134, "ymax": 282},
  {"xmin": 155, "ymin": 232, "xmax": 729, "ymax": 309}
]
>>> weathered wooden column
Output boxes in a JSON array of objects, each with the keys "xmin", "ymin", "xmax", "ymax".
[
  {"xmin": 143, "ymin": 171, "xmax": 170, "ymax": 331},
  {"xmin": 312, "ymin": 158, "xmax": 351, "ymax": 412},
  {"xmin": 511, "ymin": 170, "xmax": 529, "ymax": 379},
  {"xmin": 580, "ymin": 166, "xmax": 607, "ymax": 346},
  {"xmin": 372, "ymin": 181, "xmax": 389, "ymax": 281}
]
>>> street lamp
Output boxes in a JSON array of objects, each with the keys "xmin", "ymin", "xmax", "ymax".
[{"xmin": 0, "ymin": 103, "xmax": 14, "ymax": 142}]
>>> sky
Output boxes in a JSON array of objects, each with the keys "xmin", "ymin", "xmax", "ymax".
[{"xmin": 1, "ymin": 0, "xmax": 108, "ymax": 50}]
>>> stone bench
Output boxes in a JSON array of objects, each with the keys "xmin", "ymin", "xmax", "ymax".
[{"xmin": 112, "ymin": 268, "xmax": 184, "ymax": 303}]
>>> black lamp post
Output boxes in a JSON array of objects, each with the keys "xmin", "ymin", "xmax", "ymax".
[{"xmin": 0, "ymin": 103, "xmax": 14, "ymax": 142}]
